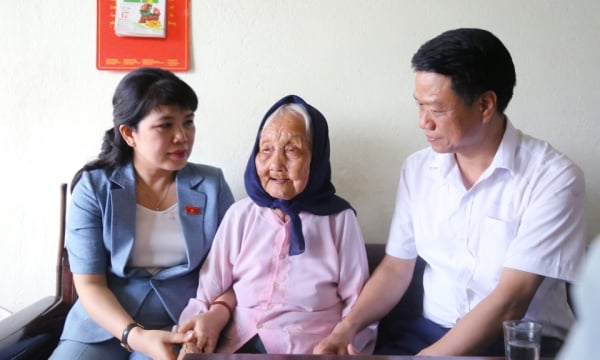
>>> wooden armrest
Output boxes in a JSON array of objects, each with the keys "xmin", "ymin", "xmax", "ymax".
[{"xmin": 0, "ymin": 295, "xmax": 71, "ymax": 359}]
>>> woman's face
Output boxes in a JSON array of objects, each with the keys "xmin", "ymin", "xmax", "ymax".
[
  {"xmin": 255, "ymin": 110, "xmax": 311, "ymax": 200},
  {"xmin": 120, "ymin": 105, "xmax": 195, "ymax": 174}
]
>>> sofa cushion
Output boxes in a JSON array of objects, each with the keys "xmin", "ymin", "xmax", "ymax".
[{"xmin": 365, "ymin": 244, "xmax": 425, "ymax": 345}]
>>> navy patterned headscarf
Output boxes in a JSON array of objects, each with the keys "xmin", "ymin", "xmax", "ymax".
[{"xmin": 244, "ymin": 95, "xmax": 354, "ymax": 256}]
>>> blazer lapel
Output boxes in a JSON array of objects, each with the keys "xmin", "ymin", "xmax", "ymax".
[
  {"xmin": 106, "ymin": 163, "xmax": 210, "ymax": 277},
  {"xmin": 109, "ymin": 164, "xmax": 137, "ymax": 276},
  {"xmin": 176, "ymin": 165, "xmax": 209, "ymax": 272}
]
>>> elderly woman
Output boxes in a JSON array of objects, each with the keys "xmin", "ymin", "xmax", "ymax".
[{"xmin": 176, "ymin": 95, "xmax": 376, "ymax": 355}]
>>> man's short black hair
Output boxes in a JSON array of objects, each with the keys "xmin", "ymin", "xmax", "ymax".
[{"xmin": 411, "ymin": 28, "xmax": 516, "ymax": 113}]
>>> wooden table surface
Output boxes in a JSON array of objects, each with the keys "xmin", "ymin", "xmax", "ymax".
[{"xmin": 182, "ymin": 354, "xmax": 510, "ymax": 360}]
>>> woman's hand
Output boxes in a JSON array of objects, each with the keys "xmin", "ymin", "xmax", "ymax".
[
  {"xmin": 128, "ymin": 327, "xmax": 195, "ymax": 360},
  {"xmin": 176, "ymin": 305, "xmax": 230, "ymax": 353}
]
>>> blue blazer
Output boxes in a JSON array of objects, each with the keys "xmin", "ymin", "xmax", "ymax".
[{"xmin": 61, "ymin": 162, "xmax": 234, "ymax": 342}]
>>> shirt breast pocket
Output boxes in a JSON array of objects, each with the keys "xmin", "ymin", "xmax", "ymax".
[{"xmin": 477, "ymin": 215, "xmax": 519, "ymax": 281}]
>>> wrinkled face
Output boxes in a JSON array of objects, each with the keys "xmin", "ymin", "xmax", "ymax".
[
  {"xmin": 255, "ymin": 110, "xmax": 312, "ymax": 200},
  {"xmin": 414, "ymin": 71, "xmax": 484, "ymax": 154},
  {"xmin": 120, "ymin": 105, "xmax": 195, "ymax": 174}
]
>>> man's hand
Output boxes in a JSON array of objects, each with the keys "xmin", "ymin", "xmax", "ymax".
[{"xmin": 313, "ymin": 322, "xmax": 357, "ymax": 355}]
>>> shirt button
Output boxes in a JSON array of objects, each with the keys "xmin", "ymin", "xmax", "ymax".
[
  {"xmin": 279, "ymin": 253, "xmax": 286, "ymax": 259},
  {"xmin": 267, "ymin": 304, "xmax": 273, "ymax": 309},
  {"xmin": 257, "ymin": 323, "xmax": 263, "ymax": 329},
  {"xmin": 273, "ymin": 282, "xmax": 279, "ymax": 288}
]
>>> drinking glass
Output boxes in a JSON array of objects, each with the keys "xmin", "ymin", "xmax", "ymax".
[{"xmin": 503, "ymin": 320, "xmax": 542, "ymax": 360}]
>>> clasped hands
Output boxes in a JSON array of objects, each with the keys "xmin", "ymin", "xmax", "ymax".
[
  {"xmin": 175, "ymin": 307, "xmax": 230, "ymax": 359},
  {"xmin": 174, "ymin": 311, "xmax": 361, "ymax": 357}
]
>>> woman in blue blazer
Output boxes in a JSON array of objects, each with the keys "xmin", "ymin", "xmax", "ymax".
[{"xmin": 50, "ymin": 68, "xmax": 235, "ymax": 360}]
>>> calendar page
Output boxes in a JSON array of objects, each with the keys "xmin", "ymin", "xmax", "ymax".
[
  {"xmin": 96, "ymin": 0, "xmax": 190, "ymax": 71},
  {"xmin": 114, "ymin": 0, "xmax": 167, "ymax": 38}
]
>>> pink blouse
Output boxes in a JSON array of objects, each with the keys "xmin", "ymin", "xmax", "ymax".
[{"xmin": 179, "ymin": 197, "xmax": 376, "ymax": 354}]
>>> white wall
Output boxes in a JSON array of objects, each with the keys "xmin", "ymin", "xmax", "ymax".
[{"xmin": 1, "ymin": 1, "xmax": 598, "ymax": 313}]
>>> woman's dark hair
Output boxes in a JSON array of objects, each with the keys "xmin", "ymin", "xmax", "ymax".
[
  {"xmin": 411, "ymin": 28, "xmax": 516, "ymax": 114},
  {"xmin": 71, "ymin": 67, "xmax": 198, "ymax": 189}
]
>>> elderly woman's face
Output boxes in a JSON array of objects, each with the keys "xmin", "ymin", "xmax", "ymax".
[{"xmin": 255, "ymin": 110, "xmax": 311, "ymax": 200}]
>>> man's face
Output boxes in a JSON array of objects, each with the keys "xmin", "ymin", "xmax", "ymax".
[{"xmin": 413, "ymin": 71, "xmax": 485, "ymax": 154}]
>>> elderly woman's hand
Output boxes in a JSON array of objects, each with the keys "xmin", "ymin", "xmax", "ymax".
[
  {"xmin": 176, "ymin": 305, "xmax": 230, "ymax": 353},
  {"xmin": 126, "ymin": 327, "xmax": 195, "ymax": 360},
  {"xmin": 177, "ymin": 341, "xmax": 201, "ymax": 360}
]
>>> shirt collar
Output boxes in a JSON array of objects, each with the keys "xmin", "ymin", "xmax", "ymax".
[
  {"xmin": 431, "ymin": 117, "xmax": 520, "ymax": 179},
  {"xmin": 489, "ymin": 118, "xmax": 519, "ymax": 177}
]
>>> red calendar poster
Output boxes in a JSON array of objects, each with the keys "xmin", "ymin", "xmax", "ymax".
[{"xmin": 96, "ymin": 0, "xmax": 190, "ymax": 71}]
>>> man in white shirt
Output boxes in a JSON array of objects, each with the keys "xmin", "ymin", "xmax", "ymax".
[{"xmin": 314, "ymin": 28, "xmax": 586, "ymax": 357}]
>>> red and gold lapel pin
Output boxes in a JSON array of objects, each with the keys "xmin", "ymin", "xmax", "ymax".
[{"xmin": 185, "ymin": 205, "xmax": 201, "ymax": 215}]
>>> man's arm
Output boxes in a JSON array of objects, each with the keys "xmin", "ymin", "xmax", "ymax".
[
  {"xmin": 313, "ymin": 255, "xmax": 416, "ymax": 354},
  {"xmin": 419, "ymin": 267, "xmax": 544, "ymax": 356}
]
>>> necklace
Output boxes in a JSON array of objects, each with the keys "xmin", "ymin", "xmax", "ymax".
[
  {"xmin": 136, "ymin": 175, "xmax": 174, "ymax": 211},
  {"xmin": 153, "ymin": 181, "xmax": 173, "ymax": 210}
]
